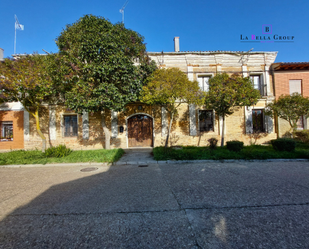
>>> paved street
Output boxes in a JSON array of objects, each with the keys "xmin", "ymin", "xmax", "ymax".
[{"xmin": 0, "ymin": 161, "xmax": 309, "ymax": 248}]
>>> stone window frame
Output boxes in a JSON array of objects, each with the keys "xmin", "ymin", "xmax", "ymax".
[{"xmin": 60, "ymin": 113, "xmax": 79, "ymax": 138}]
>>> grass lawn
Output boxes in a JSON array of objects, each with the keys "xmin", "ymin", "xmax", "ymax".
[
  {"xmin": 153, "ymin": 144, "xmax": 309, "ymax": 161},
  {"xmin": 0, "ymin": 149, "xmax": 124, "ymax": 165}
]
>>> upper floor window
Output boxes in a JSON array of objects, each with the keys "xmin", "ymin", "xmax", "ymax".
[
  {"xmin": 0, "ymin": 121, "xmax": 13, "ymax": 141},
  {"xmin": 198, "ymin": 76, "xmax": 211, "ymax": 92},
  {"xmin": 64, "ymin": 115, "xmax": 78, "ymax": 137},
  {"xmin": 199, "ymin": 110, "xmax": 214, "ymax": 132},
  {"xmin": 289, "ymin": 80, "xmax": 302, "ymax": 95},
  {"xmin": 250, "ymin": 75, "xmax": 263, "ymax": 96}
]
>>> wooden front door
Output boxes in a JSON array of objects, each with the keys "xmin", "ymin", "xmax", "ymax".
[{"xmin": 128, "ymin": 115, "xmax": 153, "ymax": 147}]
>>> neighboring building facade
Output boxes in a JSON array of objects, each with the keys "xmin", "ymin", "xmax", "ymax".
[
  {"xmin": 0, "ymin": 48, "xmax": 4, "ymax": 61},
  {"xmin": 271, "ymin": 62, "xmax": 309, "ymax": 137},
  {"xmin": 0, "ymin": 40, "xmax": 279, "ymax": 150}
]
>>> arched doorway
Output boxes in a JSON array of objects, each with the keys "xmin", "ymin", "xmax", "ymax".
[{"xmin": 127, "ymin": 114, "xmax": 153, "ymax": 147}]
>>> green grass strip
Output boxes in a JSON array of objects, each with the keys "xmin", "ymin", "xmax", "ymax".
[
  {"xmin": 153, "ymin": 145, "xmax": 309, "ymax": 161},
  {"xmin": 0, "ymin": 149, "xmax": 124, "ymax": 165}
]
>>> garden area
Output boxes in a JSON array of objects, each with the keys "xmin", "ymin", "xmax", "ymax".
[
  {"xmin": 0, "ymin": 146, "xmax": 124, "ymax": 165},
  {"xmin": 1, "ymin": 135, "xmax": 309, "ymax": 166},
  {"xmin": 153, "ymin": 138, "xmax": 309, "ymax": 161}
]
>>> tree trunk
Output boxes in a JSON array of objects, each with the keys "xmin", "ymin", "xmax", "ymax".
[
  {"xmin": 289, "ymin": 120, "xmax": 297, "ymax": 138},
  {"xmin": 101, "ymin": 111, "xmax": 110, "ymax": 150},
  {"xmin": 165, "ymin": 112, "xmax": 174, "ymax": 148},
  {"xmin": 32, "ymin": 108, "xmax": 46, "ymax": 152},
  {"xmin": 221, "ymin": 115, "xmax": 225, "ymax": 147}
]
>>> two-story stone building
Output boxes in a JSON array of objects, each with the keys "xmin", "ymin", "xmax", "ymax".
[{"xmin": 0, "ymin": 39, "xmax": 279, "ymax": 150}]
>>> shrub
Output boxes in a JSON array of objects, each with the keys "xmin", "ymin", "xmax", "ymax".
[
  {"xmin": 294, "ymin": 130, "xmax": 309, "ymax": 143},
  {"xmin": 208, "ymin": 138, "xmax": 218, "ymax": 150},
  {"xmin": 44, "ymin": 145, "xmax": 72, "ymax": 158},
  {"xmin": 226, "ymin": 140, "xmax": 244, "ymax": 152},
  {"xmin": 271, "ymin": 138, "xmax": 296, "ymax": 152}
]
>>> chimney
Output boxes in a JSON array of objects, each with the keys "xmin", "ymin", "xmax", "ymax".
[
  {"xmin": 0, "ymin": 48, "xmax": 3, "ymax": 61},
  {"xmin": 174, "ymin": 37, "xmax": 179, "ymax": 52}
]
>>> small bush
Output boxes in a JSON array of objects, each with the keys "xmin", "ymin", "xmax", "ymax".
[
  {"xmin": 271, "ymin": 138, "xmax": 296, "ymax": 152},
  {"xmin": 44, "ymin": 145, "xmax": 72, "ymax": 158},
  {"xmin": 208, "ymin": 138, "xmax": 218, "ymax": 150},
  {"xmin": 294, "ymin": 130, "xmax": 309, "ymax": 143},
  {"xmin": 226, "ymin": 140, "xmax": 244, "ymax": 152}
]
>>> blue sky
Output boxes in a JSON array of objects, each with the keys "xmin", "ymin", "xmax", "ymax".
[{"xmin": 1, "ymin": 0, "xmax": 308, "ymax": 62}]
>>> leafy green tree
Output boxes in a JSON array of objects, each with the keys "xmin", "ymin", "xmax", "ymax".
[
  {"xmin": 204, "ymin": 73, "xmax": 260, "ymax": 147},
  {"xmin": 0, "ymin": 55, "xmax": 56, "ymax": 152},
  {"xmin": 265, "ymin": 93, "xmax": 309, "ymax": 136},
  {"xmin": 56, "ymin": 15, "xmax": 156, "ymax": 149},
  {"xmin": 141, "ymin": 68, "xmax": 205, "ymax": 148}
]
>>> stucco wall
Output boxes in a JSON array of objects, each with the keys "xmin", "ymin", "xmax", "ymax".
[{"xmin": 0, "ymin": 111, "xmax": 24, "ymax": 150}]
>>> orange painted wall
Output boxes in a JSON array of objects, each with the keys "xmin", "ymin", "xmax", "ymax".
[
  {"xmin": 274, "ymin": 71, "xmax": 309, "ymax": 99},
  {"xmin": 0, "ymin": 111, "xmax": 24, "ymax": 150}
]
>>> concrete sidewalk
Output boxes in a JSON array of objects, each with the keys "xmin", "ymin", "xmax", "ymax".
[
  {"xmin": 115, "ymin": 148, "xmax": 157, "ymax": 165},
  {"xmin": 1, "ymin": 161, "xmax": 309, "ymax": 248}
]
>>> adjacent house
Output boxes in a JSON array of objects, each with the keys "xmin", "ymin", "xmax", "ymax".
[
  {"xmin": 271, "ymin": 62, "xmax": 309, "ymax": 137},
  {"xmin": 0, "ymin": 39, "xmax": 279, "ymax": 150},
  {"xmin": 0, "ymin": 48, "xmax": 4, "ymax": 61}
]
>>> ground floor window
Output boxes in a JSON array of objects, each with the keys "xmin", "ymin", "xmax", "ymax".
[
  {"xmin": 199, "ymin": 110, "xmax": 214, "ymax": 132},
  {"xmin": 297, "ymin": 116, "xmax": 304, "ymax": 130},
  {"xmin": 64, "ymin": 115, "xmax": 78, "ymax": 137},
  {"xmin": 252, "ymin": 109, "xmax": 265, "ymax": 132},
  {"xmin": 0, "ymin": 121, "xmax": 13, "ymax": 141}
]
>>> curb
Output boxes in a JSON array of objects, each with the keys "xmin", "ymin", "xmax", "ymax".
[
  {"xmin": 0, "ymin": 162, "xmax": 112, "ymax": 168},
  {"xmin": 112, "ymin": 158, "xmax": 309, "ymax": 165},
  {"xmin": 1, "ymin": 159, "xmax": 308, "ymax": 168}
]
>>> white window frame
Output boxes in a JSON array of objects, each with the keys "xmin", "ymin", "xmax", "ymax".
[
  {"xmin": 245, "ymin": 107, "xmax": 274, "ymax": 134},
  {"xmin": 289, "ymin": 79, "xmax": 302, "ymax": 95},
  {"xmin": 0, "ymin": 121, "xmax": 13, "ymax": 141},
  {"xmin": 196, "ymin": 73, "xmax": 214, "ymax": 92},
  {"xmin": 296, "ymin": 115, "xmax": 307, "ymax": 130}
]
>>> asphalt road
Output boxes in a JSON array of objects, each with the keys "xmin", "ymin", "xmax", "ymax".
[{"xmin": 0, "ymin": 161, "xmax": 309, "ymax": 248}]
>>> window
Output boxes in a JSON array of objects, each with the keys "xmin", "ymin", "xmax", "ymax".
[
  {"xmin": 0, "ymin": 121, "xmax": 13, "ymax": 141},
  {"xmin": 64, "ymin": 115, "xmax": 78, "ymax": 137},
  {"xmin": 297, "ymin": 116, "xmax": 304, "ymax": 130},
  {"xmin": 199, "ymin": 110, "xmax": 214, "ymax": 132},
  {"xmin": 250, "ymin": 75, "xmax": 263, "ymax": 95},
  {"xmin": 252, "ymin": 109, "xmax": 265, "ymax": 132},
  {"xmin": 289, "ymin": 80, "xmax": 302, "ymax": 95},
  {"xmin": 198, "ymin": 76, "xmax": 210, "ymax": 91}
]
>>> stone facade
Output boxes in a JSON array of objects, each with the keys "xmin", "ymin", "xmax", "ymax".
[
  {"xmin": 147, "ymin": 51, "xmax": 278, "ymax": 146},
  {"xmin": 1, "ymin": 50, "xmax": 279, "ymax": 150}
]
